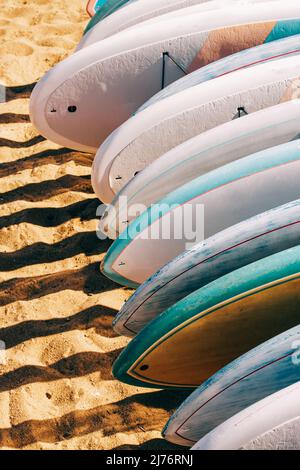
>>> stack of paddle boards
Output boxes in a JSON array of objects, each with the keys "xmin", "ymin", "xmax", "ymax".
[{"xmin": 30, "ymin": 0, "xmax": 300, "ymax": 450}]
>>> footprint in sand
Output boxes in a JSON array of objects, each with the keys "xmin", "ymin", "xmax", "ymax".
[
  {"xmin": 35, "ymin": 37, "xmax": 74, "ymax": 50},
  {"xmin": 0, "ymin": 41, "xmax": 34, "ymax": 56},
  {"xmin": 0, "ymin": 19, "xmax": 10, "ymax": 26},
  {"xmin": 1, "ymin": 7, "xmax": 30, "ymax": 20}
]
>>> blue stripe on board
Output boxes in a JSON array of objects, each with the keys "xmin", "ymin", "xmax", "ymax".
[{"xmin": 265, "ymin": 19, "xmax": 300, "ymax": 43}]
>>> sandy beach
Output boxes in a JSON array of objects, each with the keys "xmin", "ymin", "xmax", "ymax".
[{"xmin": 0, "ymin": 0, "xmax": 186, "ymax": 450}]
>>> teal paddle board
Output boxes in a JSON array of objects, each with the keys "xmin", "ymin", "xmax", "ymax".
[{"xmin": 113, "ymin": 244, "xmax": 300, "ymax": 389}]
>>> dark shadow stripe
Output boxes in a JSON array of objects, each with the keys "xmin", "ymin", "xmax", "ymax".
[
  {"xmin": 0, "ymin": 349, "xmax": 122, "ymax": 393},
  {"xmin": 4, "ymin": 82, "xmax": 36, "ymax": 102},
  {"xmin": 0, "ymin": 304, "xmax": 118, "ymax": 349},
  {"xmin": 0, "ymin": 175, "xmax": 93, "ymax": 204},
  {"xmin": 0, "ymin": 135, "xmax": 46, "ymax": 148},
  {"xmin": 0, "ymin": 148, "xmax": 93, "ymax": 178},
  {"xmin": 0, "ymin": 231, "xmax": 111, "ymax": 271},
  {"xmin": 0, "ymin": 198, "xmax": 99, "ymax": 229},
  {"xmin": 113, "ymin": 438, "xmax": 186, "ymax": 450},
  {"xmin": 0, "ymin": 262, "xmax": 119, "ymax": 307},
  {"xmin": 0, "ymin": 113, "xmax": 30, "ymax": 124},
  {"xmin": 0, "ymin": 390, "xmax": 189, "ymax": 447}
]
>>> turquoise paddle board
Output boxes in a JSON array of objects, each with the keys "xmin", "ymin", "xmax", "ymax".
[
  {"xmin": 85, "ymin": 0, "xmax": 130, "ymax": 32},
  {"xmin": 163, "ymin": 325, "xmax": 300, "ymax": 446},
  {"xmin": 112, "ymin": 244, "xmax": 300, "ymax": 390},
  {"xmin": 113, "ymin": 199, "xmax": 300, "ymax": 337},
  {"xmin": 82, "ymin": 0, "xmax": 211, "ymax": 43}
]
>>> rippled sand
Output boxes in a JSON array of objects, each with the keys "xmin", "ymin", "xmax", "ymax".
[{"xmin": 0, "ymin": 0, "xmax": 186, "ymax": 450}]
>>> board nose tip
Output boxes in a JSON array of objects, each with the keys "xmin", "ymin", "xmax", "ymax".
[
  {"xmin": 29, "ymin": 81, "xmax": 41, "ymax": 126},
  {"xmin": 29, "ymin": 73, "xmax": 51, "ymax": 139},
  {"xmin": 111, "ymin": 355, "xmax": 124, "ymax": 382},
  {"xmin": 111, "ymin": 359, "xmax": 119, "ymax": 378}
]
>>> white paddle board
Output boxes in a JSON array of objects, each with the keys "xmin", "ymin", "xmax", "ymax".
[
  {"xmin": 93, "ymin": 52, "xmax": 300, "ymax": 204},
  {"xmin": 100, "ymin": 98, "xmax": 300, "ymax": 239},
  {"xmin": 30, "ymin": 1, "xmax": 300, "ymax": 153},
  {"xmin": 80, "ymin": 0, "xmax": 217, "ymax": 48},
  {"xmin": 79, "ymin": 0, "xmax": 279, "ymax": 49},
  {"xmin": 192, "ymin": 382, "xmax": 300, "ymax": 450}
]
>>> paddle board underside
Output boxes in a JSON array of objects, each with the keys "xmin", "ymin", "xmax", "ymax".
[
  {"xmin": 102, "ymin": 97, "xmax": 300, "ymax": 239},
  {"xmin": 192, "ymin": 382, "xmax": 300, "ymax": 450},
  {"xmin": 105, "ymin": 151, "xmax": 300, "ymax": 286},
  {"xmin": 30, "ymin": 4, "xmax": 300, "ymax": 152},
  {"xmin": 163, "ymin": 323, "xmax": 300, "ymax": 445}
]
